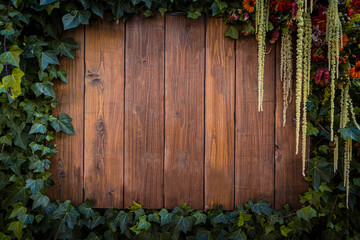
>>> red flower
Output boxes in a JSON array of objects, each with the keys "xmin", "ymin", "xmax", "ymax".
[
  {"xmin": 270, "ymin": 0, "xmax": 294, "ymax": 12},
  {"xmin": 315, "ymin": 67, "xmax": 330, "ymax": 85},
  {"xmin": 349, "ymin": 0, "xmax": 360, "ymax": 14},
  {"xmin": 312, "ymin": 5, "xmax": 327, "ymax": 33},
  {"xmin": 270, "ymin": 30, "xmax": 279, "ymax": 43}
]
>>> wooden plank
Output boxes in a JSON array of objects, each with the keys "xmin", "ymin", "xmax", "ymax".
[
  {"xmin": 275, "ymin": 41, "xmax": 308, "ymax": 209},
  {"xmin": 48, "ymin": 27, "xmax": 84, "ymax": 205},
  {"xmin": 164, "ymin": 15, "xmax": 205, "ymax": 209},
  {"xmin": 84, "ymin": 20, "xmax": 124, "ymax": 208},
  {"xmin": 235, "ymin": 38, "xmax": 275, "ymax": 205},
  {"xmin": 124, "ymin": 15, "xmax": 165, "ymax": 209},
  {"xmin": 205, "ymin": 18, "xmax": 235, "ymax": 210}
]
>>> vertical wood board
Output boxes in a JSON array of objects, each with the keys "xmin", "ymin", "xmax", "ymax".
[
  {"xmin": 205, "ymin": 17, "xmax": 235, "ymax": 210},
  {"xmin": 84, "ymin": 20, "xmax": 125, "ymax": 208},
  {"xmin": 164, "ymin": 15, "xmax": 205, "ymax": 209},
  {"xmin": 124, "ymin": 15, "xmax": 165, "ymax": 209}
]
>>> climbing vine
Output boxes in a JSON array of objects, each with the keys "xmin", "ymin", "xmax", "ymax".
[{"xmin": 0, "ymin": 0, "xmax": 359, "ymax": 239}]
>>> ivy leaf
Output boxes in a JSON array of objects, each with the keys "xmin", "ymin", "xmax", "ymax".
[
  {"xmin": 193, "ymin": 211, "xmax": 207, "ymax": 225},
  {"xmin": 339, "ymin": 127, "xmax": 360, "ymax": 141},
  {"xmin": 4, "ymin": 180, "xmax": 27, "ymax": 207},
  {"xmin": 30, "ymin": 192, "xmax": 50, "ymax": 209},
  {"xmin": 29, "ymin": 123, "xmax": 46, "ymax": 134},
  {"xmin": 308, "ymin": 157, "xmax": 331, "ymax": 191},
  {"xmin": 40, "ymin": 0, "xmax": 57, "ymax": 5},
  {"xmin": 173, "ymin": 216, "xmax": 192, "ymax": 233},
  {"xmin": 18, "ymin": 214, "xmax": 34, "ymax": 225},
  {"xmin": 25, "ymin": 178, "xmax": 44, "ymax": 194},
  {"xmin": 249, "ymin": 199, "xmax": 271, "ymax": 218},
  {"xmin": 32, "ymin": 82, "xmax": 55, "ymax": 98},
  {"xmin": 228, "ymin": 229, "xmax": 247, "ymax": 240},
  {"xmin": 238, "ymin": 212, "xmax": 252, "ymax": 227},
  {"xmin": 86, "ymin": 232, "xmax": 101, "ymax": 240},
  {"xmin": 10, "ymin": 203, "xmax": 27, "ymax": 219},
  {"xmin": 211, "ymin": 213, "xmax": 228, "ymax": 224},
  {"xmin": 215, "ymin": 0, "xmax": 227, "ymax": 10},
  {"xmin": 7, "ymin": 221, "xmax": 24, "ymax": 240},
  {"xmin": 50, "ymin": 113, "xmax": 75, "ymax": 134},
  {"xmin": 52, "ymin": 38, "xmax": 78, "ymax": 59},
  {"xmin": 115, "ymin": 211, "xmax": 131, "ymax": 233},
  {"xmin": 196, "ymin": 228, "xmax": 214, "ymax": 240},
  {"xmin": 225, "ymin": 26, "xmax": 239, "ymax": 39},
  {"xmin": 51, "ymin": 203, "xmax": 80, "ymax": 238},
  {"xmin": 187, "ymin": 11, "xmax": 201, "ymax": 19},
  {"xmin": 111, "ymin": 1, "xmax": 125, "ymax": 19},
  {"xmin": 62, "ymin": 10, "xmax": 91, "ymax": 30},
  {"xmin": 78, "ymin": 199, "xmax": 95, "ymax": 218},
  {"xmin": 137, "ymin": 216, "xmax": 151, "ymax": 231},
  {"xmin": 0, "ymin": 233, "xmax": 11, "ymax": 240},
  {"xmin": 159, "ymin": 209, "xmax": 173, "ymax": 226},
  {"xmin": 280, "ymin": 225, "xmax": 293, "ymax": 237},
  {"xmin": 296, "ymin": 206, "xmax": 317, "ymax": 222},
  {"xmin": 307, "ymin": 122, "xmax": 319, "ymax": 136},
  {"xmin": 40, "ymin": 50, "xmax": 59, "ymax": 70},
  {"xmin": 57, "ymin": 69, "xmax": 68, "ymax": 83},
  {"xmin": 2, "ymin": 68, "xmax": 24, "ymax": 99},
  {"xmin": 90, "ymin": 214, "xmax": 105, "ymax": 230},
  {"xmin": 0, "ymin": 45, "xmax": 23, "ymax": 67}
]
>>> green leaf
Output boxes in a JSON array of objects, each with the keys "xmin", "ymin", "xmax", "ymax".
[
  {"xmin": 2, "ymin": 68, "xmax": 24, "ymax": 99},
  {"xmin": 339, "ymin": 127, "xmax": 360, "ymax": 141},
  {"xmin": 0, "ymin": 134, "xmax": 13, "ymax": 146},
  {"xmin": 0, "ymin": 45, "xmax": 23, "ymax": 67},
  {"xmin": 238, "ymin": 212, "xmax": 252, "ymax": 227},
  {"xmin": 40, "ymin": 0, "xmax": 57, "ymax": 5},
  {"xmin": 90, "ymin": 214, "xmax": 105, "ymax": 230},
  {"xmin": 196, "ymin": 228, "xmax": 214, "ymax": 240},
  {"xmin": 86, "ymin": 232, "xmax": 101, "ymax": 240},
  {"xmin": 57, "ymin": 69, "xmax": 68, "ymax": 83},
  {"xmin": 308, "ymin": 157, "xmax": 331, "ymax": 191},
  {"xmin": 127, "ymin": 201, "xmax": 142, "ymax": 212},
  {"xmin": 0, "ymin": 233, "xmax": 11, "ymax": 240},
  {"xmin": 280, "ymin": 225, "xmax": 293, "ymax": 237},
  {"xmin": 159, "ymin": 209, "xmax": 173, "ymax": 226},
  {"xmin": 62, "ymin": 10, "xmax": 91, "ymax": 30},
  {"xmin": 25, "ymin": 178, "xmax": 44, "ymax": 194},
  {"xmin": 40, "ymin": 50, "xmax": 59, "ymax": 70},
  {"xmin": 30, "ymin": 192, "xmax": 50, "ymax": 209},
  {"xmin": 173, "ymin": 216, "xmax": 192, "ymax": 233},
  {"xmin": 225, "ymin": 26, "xmax": 239, "ymax": 39},
  {"xmin": 249, "ymin": 199, "xmax": 271, "ymax": 218},
  {"xmin": 78, "ymin": 200, "xmax": 95, "ymax": 218},
  {"xmin": 50, "ymin": 113, "xmax": 75, "ymax": 134},
  {"xmin": 4, "ymin": 180, "xmax": 27, "ymax": 207},
  {"xmin": 51, "ymin": 203, "xmax": 80, "ymax": 238},
  {"xmin": 307, "ymin": 122, "xmax": 319, "ymax": 136},
  {"xmin": 10, "ymin": 203, "xmax": 27, "ymax": 219},
  {"xmin": 32, "ymin": 82, "xmax": 55, "ymax": 98},
  {"xmin": 29, "ymin": 123, "xmax": 46, "ymax": 134},
  {"xmin": 211, "ymin": 213, "xmax": 228, "ymax": 224},
  {"xmin": 7, "ymin": 221, "xmax": 24, "ymax": 240},
  {"xmin": 52, "ymin": 38, "xmax": 78, "ymax": 59},
  {"xmin": 187, "ymin": 11, "xmax": 201, "ymax": 19},
  {"xmin": 228, "ymin": 229, "xmax": 247, "ymax": 240},
  {"xmin": 137, "ymin": 216, "xmax": 151, "ymax": 230},
  {"xmin": 215, "ymin": 0, "xmax": 227, "ymax": 10},
  {"xmin": 296, "ymin": 206, "xmax": 317, "ymax": 222},
  {"xmin": 115, "ymin": 211, "xmax": 131, "ymax": 233},
  {"xmin": 193, "ymin": 211, "xmax": 206, "ymax": 225}
]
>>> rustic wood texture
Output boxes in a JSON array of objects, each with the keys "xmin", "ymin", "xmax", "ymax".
[
  {"xmin": 274, "ymin": 41, "xmax": 309, "ymax": 209},
  {"xmin": 164, "ymin": 15, "xmax": 205, "ymax": 209},
  {"xmin": 205, "ymin": 18, "xmax": 235, "ymax": 210},
  {"xmin": 235, "ymin": 38, "xmax": 276, "ymax": 206},
  {"xmin": 124, "ymin": 15, "xmax": 165, "ymax": 209},
  {"xmin": 48, "ymin": 27, "xmax": 84, "ymax": 205},
  {"xmin": 84, "ymin": 20, "xmax": 125, "ymax": 208},
  {"xmin": 49, "ymin": 16, "xmax": 308, "ymax": 209}
]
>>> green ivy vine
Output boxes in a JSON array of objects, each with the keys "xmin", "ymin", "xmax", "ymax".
[{"xmin": 0, "ymin": 0, "xmax": 359, "ymax": 239}]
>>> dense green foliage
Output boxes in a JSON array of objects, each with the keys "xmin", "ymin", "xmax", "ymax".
[{"xmin": 0, "ymin": 0, "xmax": 359, "ymax": 239}]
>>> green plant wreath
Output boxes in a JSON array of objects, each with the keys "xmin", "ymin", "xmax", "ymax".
[{"xmin": 0, "ymin": 0, "xmax": 359, "ymax": 239}]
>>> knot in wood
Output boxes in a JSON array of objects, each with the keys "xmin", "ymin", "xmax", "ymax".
[{"xmin": 96, "ymin": 118, "xmax": 106, "ymax": 134}]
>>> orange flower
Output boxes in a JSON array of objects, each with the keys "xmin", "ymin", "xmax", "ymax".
[
  {"xmin": 243, "ymin": 0, "xmax": 256, "ymax": 13},
  {"xmin": 340, "ymin": 34, "xmax": 348, "ymax": 50},
  {"xmin": 350, "ymin": 61, "xmax": 360, "ymax": 78}
]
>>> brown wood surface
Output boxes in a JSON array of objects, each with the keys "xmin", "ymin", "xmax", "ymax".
[
  {"xmin": 164, "ymin": 15, "xmax": 205, "ymax": 209},
  {"xmin": 205, "ymin": 18, "xmax": 235, "ymax": 210},
  {"xmin": 274, "ymin": 41, "xmax": 309, "ymax": 209},
  {"xmin": 48, "ymin": 27, "xmax": 84, "ymax": 205},
  {"xmin": 48, "ymin": 16, "xmax": 308, "ymax": 209},
  {"xmin": 124, "ymin": 15, "xmax": 165, "ymax": 209},
  {"xmin": 84, "ymin": 20, "xmax": 125, "ymax": 208},
  {"xmin": 235, "ymin": 38, "xmax": 276, "ymax": 206}
]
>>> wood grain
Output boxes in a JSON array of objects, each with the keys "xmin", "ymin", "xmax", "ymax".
[
  {"xmin": 205, "ymin": 18, "xmax": 235, "ymax": 210},
  {"xmin": 274, "ymin": 41, "xmax": 309, "ymax": 209},
  {"xmin": 124, "ymin": 15, "xmax": 165, "ymax": 209},
  {"xmin": 164, "ymin": 15, "xmax": 205, "ymax": 209},
  {"xmin": 235, "ymin": 38, "xmax": 275, "ymax": 206},
  {"xmin": 48, "ymin": 27, "xmax": 84, "ymax": 205},
  {"xmin": 84, "ymin": 20, "xmax": 125, "ymax": 208}
]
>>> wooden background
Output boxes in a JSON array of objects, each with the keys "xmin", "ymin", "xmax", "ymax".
[{"xmin": 48, "ymin": 15, "xmax": 308, "ymax": 210}]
